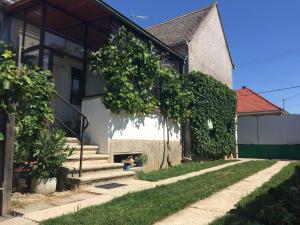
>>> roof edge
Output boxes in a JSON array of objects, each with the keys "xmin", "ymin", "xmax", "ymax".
[
  {"xmin": 215, "ymin": 3, "xmax": 235, "ymax": 69},
  {"xmin": 237, "ymin": 88, "xmax": 286, "ymax": 112},
  {"xmin": 187, "ymin": 3, "xmax": 215, "ymax": 43},
  {"xmin": 147, "ymin": 2, "xmax": 216, "ymax": 30},
  {"xmin": 92, "ymin": 0, "xmax": 185, "ymax": 60},
  {"xmin": 238, "ymin": 110, "xmax": 288, "ymax": 116},
  {"xmin": 2, "ymin": 0, "xmax": 185, "ymax": 60}
]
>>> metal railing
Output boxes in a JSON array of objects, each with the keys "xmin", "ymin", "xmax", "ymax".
[{"xmin": 53, "ymin": 91, "xmax": 89, "ymax": 177}]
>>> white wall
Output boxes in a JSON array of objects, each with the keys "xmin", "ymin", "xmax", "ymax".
[
  {"xmin": 188, "ymin": 6, "xmax": 233, "ymax": 88},
  {"xmin": 238, "ymin": 115, "xmax": 300, "ymax": 145},
  {"xmin": 109, "ymin": 113, "xmax": 180, "ymax": 141},
  {"xmin": 82, "ymin": 97, "xmax": 181, "ymax": 153},
  {"xmin": 82, "ymin": 97, "xmax": 109, "ymax": 154}
]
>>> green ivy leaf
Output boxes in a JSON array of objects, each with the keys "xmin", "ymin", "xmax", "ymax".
[
  {"xmin": 3, "ymin": 79, "xmax": 10, "ymax": 90},
  {"xmin": 23, "ymin": 75, "xmax": 33, "ymax": 85},
  {"xmin": 2, "ymin": 50, "xmax": 13, "ymax": 59},
  {"xmin": 0, "ymin": 132, "xmax": 4, "ymax": 141}
]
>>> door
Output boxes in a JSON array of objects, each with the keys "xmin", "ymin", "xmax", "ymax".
[{"xmin": 53, "ymin": 55, "xmax": 83, "ymax": 125}]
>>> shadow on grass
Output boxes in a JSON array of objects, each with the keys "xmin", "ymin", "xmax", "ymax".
[{"xmin": 212, "ymin": 163, "xmax": 300, "ymax": 225}]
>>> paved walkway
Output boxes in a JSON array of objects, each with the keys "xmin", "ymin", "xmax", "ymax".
[
  {"xmin": 154, "ymin": 161, "xmax": 290, "ymax": 225},
  {"xmin": 10, "ymin": 160, "xmax": 246, "ymax": 223},
  {"xmin": 0, "ymin": 217, "xmax": 37, "ymax": 225}
]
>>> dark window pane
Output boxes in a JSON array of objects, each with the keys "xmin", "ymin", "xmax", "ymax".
[{"xmin": 70, "ymin": 68, "xmax": 82, "ymax": 105}]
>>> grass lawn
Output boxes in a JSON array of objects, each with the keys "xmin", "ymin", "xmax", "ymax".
[
  {"xmin": 137, "ymin": 160, "xmax": 236, "ymax": 182},
  {"xmin": 210, "ymin": 162, "xmax": 300, "ymax": 225},
  {"xmin": 42, "ymin": 160, "xmax": 276, "ymax": 225}
]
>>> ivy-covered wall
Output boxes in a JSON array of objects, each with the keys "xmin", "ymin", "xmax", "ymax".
[
  {"xmin": 90, "ymin": 27, "xmax": 237, "ymax": 161},
  {"xmin": 187, "ymin": 71, "xmax": 236, "ymax": 159}
]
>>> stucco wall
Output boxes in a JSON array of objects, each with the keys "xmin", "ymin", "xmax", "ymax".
[
  {"xmin": 238, "ymin": 115, "xmax": 300, "ymax": 145},
  {"xmin": 82, "ymin": 97, "xmax": 182, "ymax": 171},
  {"xmin": 188, "ymin": 6, "xmax": 233, "ymax": 88}
]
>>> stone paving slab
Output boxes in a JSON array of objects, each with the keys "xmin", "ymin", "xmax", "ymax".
[
  {"xmin": 23, "ymin": 195, "xmax": 113, "ymax": 222},
  {"xmin": 154, "ymin": 161, "xmax": 290, "ymax": 225},
  {"xmin": 19, "ymin": 160, "xmax": 246, "ymax": 222},
  {"xmin": 0, "ymin": 217, "xmax": 38, "ymax": 225}
]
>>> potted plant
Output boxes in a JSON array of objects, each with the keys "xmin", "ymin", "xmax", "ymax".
[
  {"xmin": 122, "ymin": 156, "xmax": 134, "ymax": 171},
  {"xmin": 30, "ymin": 129, "xmax": 72, "ymax": 194},
  {"xmin": 134, "ymin": 154, "xmax": 148, "ymax": 167}
]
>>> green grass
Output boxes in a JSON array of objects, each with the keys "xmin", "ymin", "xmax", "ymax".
[
  {"xmin": 137, "ymin": 160, "xmax": 236, "ymax": 181},
  {"xmin": 42, "ymin": 160, "xmax": 276, "ymax": 225},
  {"xmin": 210, "ymin": 162, "xmax": 300, "ymax": 225}
]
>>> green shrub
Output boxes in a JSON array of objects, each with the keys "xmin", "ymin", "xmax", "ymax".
[
  {"xmin": 31, "ymin": 129, "xmax": 72, "ymax": 179},
  {"xmin": 0, "ymin": 41, "xmax": 67, "ymax": 171},
  {"xmin": 15, "ymin": 68, "xmax": 54, "ymax": 164}
]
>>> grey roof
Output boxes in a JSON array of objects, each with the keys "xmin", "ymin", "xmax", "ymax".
[{"xmin": 146, "ymin": 4, "xmax": 215, "ymax": 46}]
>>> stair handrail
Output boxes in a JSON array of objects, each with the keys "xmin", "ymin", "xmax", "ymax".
[{"xmin": 53, "ymin": 91, "xmax": 90, "ymax": 177}]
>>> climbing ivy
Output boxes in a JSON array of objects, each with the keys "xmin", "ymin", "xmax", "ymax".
[{"xmin": 187, "ymin": 71, "xmax": 236, "ymax": 159}]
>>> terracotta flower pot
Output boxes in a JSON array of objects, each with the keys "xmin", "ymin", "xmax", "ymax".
[{"xmin": 31, "ymin": 177, "xmax": 57, "ymax": 194}]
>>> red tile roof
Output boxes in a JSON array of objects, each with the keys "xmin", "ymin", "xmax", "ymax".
[{"xmin": 236, "ymin": 87, "xmax": 283, "ymax": 114}]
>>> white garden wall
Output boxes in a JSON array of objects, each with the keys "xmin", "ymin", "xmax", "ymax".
[
  {"xmin": 82, "ymin": 97, "xmax": 181, "ymax": 154},
  {"xmin": 238, "ymin": 115, "xmax": 300, "ymax": 145}
]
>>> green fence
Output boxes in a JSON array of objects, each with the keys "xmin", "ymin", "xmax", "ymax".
[{"xmin": 239, "ymin": 144, "xmax": 300, "ymax": 160}]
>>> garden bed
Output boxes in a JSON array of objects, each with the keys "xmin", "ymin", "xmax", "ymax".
[
  {"xmin": 137, "ymin": 160, "xmax": 236, "ymax": 181},
  {"xmin": 210, "ymin": 162, "xmax": 300, "ymax": 225},
  {"xmin": 42, "ymin": 160, "xmax": 275, "ymax": 225}
]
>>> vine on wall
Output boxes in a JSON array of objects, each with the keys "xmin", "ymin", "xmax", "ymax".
[
  {"xmin": 90, "ymin": 26, "xmax": 190, "ymax": 122},
  {"xmin": 91, "ymin": 27, "xmax": 236, "ymax": 159},
  {"xmin": 188, "ymin": 71, "xmax": 236, "ymax": 159},
  {"xmin": 90, "ymin": 26, "xmax": 159, "ymax": 115}
]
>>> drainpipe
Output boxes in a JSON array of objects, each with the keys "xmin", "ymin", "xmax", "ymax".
[{"xmin": 182, "ymin": 52, "xmax": 192, "ymax": 161}]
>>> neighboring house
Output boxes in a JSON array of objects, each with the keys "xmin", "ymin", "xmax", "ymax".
[
  {"xmin": 0, "ymin": 0, "xmax": 184, "ymax": 184},
  {"xmin": 236, "ymin": 87, "xmax": 300, "ymax": 160},
  {"xmin": 147, "ymin": 3, "xmax": 234, "ymax": 88},
  {"xmin": 236, "ymin": 87, "xmax": 288, "ymax": 117}
]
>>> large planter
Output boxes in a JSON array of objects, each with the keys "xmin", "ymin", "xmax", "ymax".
[{"xmin": 31, "ymin": 177, "xmax": 57, "ymax": 194}]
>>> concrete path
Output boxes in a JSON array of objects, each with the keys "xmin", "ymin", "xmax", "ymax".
[
  {"xmin": 0, "ymin": 217, "xmax": 37, "ymax": 225},
  {"xmin": 154, "ymin": 161, "xmax": 290, "ymax": 225},
  {"xmin": 19, "ymin": 160, "xmax": 246, "ymax": 223}
]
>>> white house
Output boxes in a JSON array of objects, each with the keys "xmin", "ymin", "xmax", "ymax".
[
  {"xmin": 147, "ymin": 3, "xmax": 234, "ymax": 88},
  {"xmin": 0, "ymin": 0, "xmax": 234, "ymax": 185}
]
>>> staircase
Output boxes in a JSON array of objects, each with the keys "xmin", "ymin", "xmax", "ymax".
[{"xmin": 63, "ymin": 137, "xmax": 135, "ymax": 186}]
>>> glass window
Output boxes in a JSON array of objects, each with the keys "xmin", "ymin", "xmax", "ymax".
[{"xmin": 70, "ymin": 68, "xmax": 83, "ymax": 105}]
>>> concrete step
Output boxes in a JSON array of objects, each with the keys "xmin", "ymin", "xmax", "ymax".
[
  {"xmin": 67, "ymin": 154, "xmax": 109, "ymax": 162},
  {"xmin": 66, "ymin": 137, "xmax": 80, "ymax": 144},
  {"xmin": 66, "ymin": 145, "xmax": 99, "ymax": 152},
  {"xmin": 68, "ymin": 170, "xmax": 135, "ymax": 185},
  {"xmin": 63, "ymin": 162, "xmax": 124, "ymax": 173}
]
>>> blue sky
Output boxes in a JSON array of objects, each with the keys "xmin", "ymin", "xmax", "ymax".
[{"xmin": 105, "ymin": 0, "xmax": 300, "ymax": 114}]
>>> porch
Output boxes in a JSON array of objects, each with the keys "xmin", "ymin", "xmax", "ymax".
[{"xmin": 2, "ymin": 0, "xmax": 184, "ymax": 183}]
